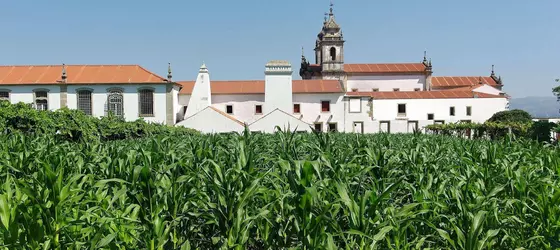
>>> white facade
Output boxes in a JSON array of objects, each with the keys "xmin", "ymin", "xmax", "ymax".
[
  {"xmin": 211, "ymin": 94, "xmax": 265, "ymax": 124},
  {"xmin": 264, "ymin": 61, "xmax": 293, "ymax": 113},
  {"xmin": 185, "ymin": 64, "xmax": 211, "ymax": 117},
  {"xmin": 177, "ymin": 107, "xmax": 245, "ymax": 134},
  {"xmin": 346, "ymin": 75, "xmax": 426, "ymax": 92},
  {"xmin": 249, "ymin": 109, "xmax": 311, "ymax": 133},
  {"xmin": 66, "ymin": 84, "xmax": 168, "ymax": 124},
  {"xmin": 0, "ymin": 85, "xmax": 62, "ymax": 110},
  {"xmin": 0, "ymin": 83, "xmax": 174, "ymax": 125},
  {"xmin": 174, "ymin": 61, "xmax": 508, "ymax": 134}
]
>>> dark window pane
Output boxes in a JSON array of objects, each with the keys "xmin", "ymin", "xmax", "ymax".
[
  {"xmin": 293, "ymin": 104, "xmax": 300, "ymax": 113},
  {"xmin": 314, "ymin": 123, "xmax": 322, "ymax": 132},
  {"xmin": 398, "ymin": 104, "xmax": 406, "ymax": 114},
  {"xmin": 77, "ymin": 90, "xmax": 92, "ymax": 115},
  {"xmin": 321, "ymin": 101, "xmax": 330, "ymax": 112},
  {"xmin": 226, "ymin": 105, "xmax": 233, "ymax": 114},
  {"xmin": 139, "ymin": 89, "xmax": 154, "ymax": 116}
]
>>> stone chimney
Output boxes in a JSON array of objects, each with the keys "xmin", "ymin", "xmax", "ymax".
[{"xmin": 264, "ymin": 60, "xmax": 293, "ymax": 113}]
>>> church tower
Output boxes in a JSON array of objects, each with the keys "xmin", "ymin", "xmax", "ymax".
[{"xmin": 315, "ymin": 3, "xmax": 345, "ymax": 80}]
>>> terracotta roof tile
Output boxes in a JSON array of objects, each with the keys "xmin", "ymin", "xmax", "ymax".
[
  {"xmin": 346, "ymin": 90, "xmax": 504, "ymax": 99},
  {"xmin": 344, "ymin": 63, "xmax": 427, "ymax": 74},
  {"xmin": 432, "ymin": 76, "xmax": 499, "ymax": 87},
  {"xmin": 0, "ymin": 65, "xmax": 167, "ymax": 85},
  {"xmin": 178, "ymin": 79, "xmax": 342, "ymax": 95}
]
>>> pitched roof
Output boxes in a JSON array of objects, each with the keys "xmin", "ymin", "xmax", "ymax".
[
  {"xmin": 346, "ymin": 90, "xmax": 504, "ymax": 99},
  {"xmin": 344, "ymin": 63, "xmax": 427, "ymax": 74},
  {"xmin": 178, "ymin": 79, "xmax": 342, "ymax": 95},
  {"xmin": 209, "ymin": 107, "xmax": 245, "ymax": 125},
  {"xmin": 0, "ymin": 65, "xmax": 167, "ymax": 85},
  {"xmin": 431, "ymin": 76, "xmax": 500, "ymax": 88}
]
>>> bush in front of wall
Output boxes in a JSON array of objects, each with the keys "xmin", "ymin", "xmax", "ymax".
[{"xmin": 0, "ymin": 101, "xmax": 197, "ymax": 141}]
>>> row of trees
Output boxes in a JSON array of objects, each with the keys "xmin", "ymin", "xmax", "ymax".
[{"xmin": 426, "ymin": 109, "xmax": 558, "ymax": 142}]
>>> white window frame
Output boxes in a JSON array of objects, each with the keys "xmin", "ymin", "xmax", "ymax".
[
  {"xmin": 348, "ymin": 97, "xmax": 361, "ymax": 113},
  {"xmin": 106, "ymin": 88, "xmax": 124, "ymax": 117},
  {"xmin": 33, "ymin": 89, "xmax": 49, "ymax": 111}
]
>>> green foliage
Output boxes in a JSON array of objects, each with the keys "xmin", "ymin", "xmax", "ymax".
[
  {"xmin": 488, "ymin": 109, "xmax": 532, "ymax": 123},
  {"xmin": 425, "ymin": 121, "xmax": 533, "ymax": 139},
  {"xmin": 0, "ymin": 101, "xmax": 197, "ymax": 141},
  {"xmin": 0, "ymin": 131, "xmax": 559, "ymax": 249},
  {"xmin": 529, "ymin": 120, "xmax": 557, "ymax": 142}
]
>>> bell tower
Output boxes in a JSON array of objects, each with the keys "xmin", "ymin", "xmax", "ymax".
[{"xmin": 315, "ymin": 3, "xmax": 345, "ymax": 80}]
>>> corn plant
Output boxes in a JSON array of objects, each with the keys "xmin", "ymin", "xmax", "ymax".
[{"xmin": 0, "ymin": 130, "xmax": 559, "ymax": 249}]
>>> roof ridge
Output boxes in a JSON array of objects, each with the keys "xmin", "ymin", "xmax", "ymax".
[
  {"xmin": 136, "ymin": 65, "xmax": 166, "ymax": 82},
  {"xmin": 209, "ymin": 106, "xmax": 245, "ymax": 126}
]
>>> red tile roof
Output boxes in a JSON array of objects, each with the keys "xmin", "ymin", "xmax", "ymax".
[
  {"xmin": 346, "ymin": 90, "xmax": 504, "ymax": 99},
  {"xmin": 0, "ymin": 65, "xmax": 167, "ymax": 85},
  {"xmin": 431, "ymin": 76, "xmax": 500, "ymax": 88},
  {"xmin": 178, "ymin": 80, "xmax": 342, "ymax": 95},
  {"xmin": 344, "ymin": 63, "xmax": 427, "ymax": 74}
]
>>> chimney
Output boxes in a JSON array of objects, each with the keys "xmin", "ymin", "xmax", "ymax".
[
  {"xmin": 185, "ymin": 62, "xmax": 212, "ymax": 117},
  {"xmin": 264, "ymin": 60, "xmax": 293, "ymax": 113}
]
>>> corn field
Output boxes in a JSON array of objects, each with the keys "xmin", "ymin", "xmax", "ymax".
[{"xmin": 0, "ymin": 131, "xmax": 559, "ymax": 249}]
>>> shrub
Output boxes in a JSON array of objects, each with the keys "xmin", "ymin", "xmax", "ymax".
[
  {"xmin": 488, "ymin": 109, "xmax": 532, "ymax": 123},
  {"xmin": 0, "ymin": 101, "xmax": 197, "ymax": 141}
]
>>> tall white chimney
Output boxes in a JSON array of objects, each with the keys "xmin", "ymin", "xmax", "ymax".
[
  {"xmin": 264, "ymin": 60, "xmax": 292, "ymax": 113},
  {"xmin": 185, "ymin": 63, "xmax": 211, "ymax": 117}
]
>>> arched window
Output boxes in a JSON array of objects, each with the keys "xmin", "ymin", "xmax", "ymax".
[
  {"xmin": 330, "ymin": 47, "xmax": 337, "ymax": 61},
  {"xmin": 34, "ymin": 90, "xmax": 48, "ymax": 111},
  {"xmin": 77, "ymin": 89, "xmax": 93, "ymax": 115},
  {"xmin": 107, "ymin": 90, "xmax": 124, "ymax": 117},
  {"xmin": 138, "ymin": 88, "xmax": 154, "ymax": 116}
]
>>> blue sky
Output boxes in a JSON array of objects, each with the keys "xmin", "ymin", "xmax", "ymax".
[{"xmin": 0, "ymin": 0, "xmax": 558, "ymax": 98}]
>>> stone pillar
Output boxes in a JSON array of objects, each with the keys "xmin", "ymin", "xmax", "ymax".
[{"xmin": 60, "ymin": 84, "xmax": 68, "ymax": 108}]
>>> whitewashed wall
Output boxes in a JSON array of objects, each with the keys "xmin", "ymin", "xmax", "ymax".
[
  {"xmin": 67, "ymin": 84, "xmax": 167, "ymax": 124},
  {"xmin": 293, "ymin": 93, "xmax": 345, "ymax": 132},
  {"xmin": 211, "ymin": 94, "xmax": 265, "ymax": 124},
  {"xmin": 177, "ymin": 107, "xmax": 245, "ymax": 133},
  {"xmin": 0, "ymin": 85, "xmax": 61, "ymax": 110},
  {"xmin": 346, "ymin": 75, "xmax": 426, "ymax": 92},
  {"xmin": 171, "ymin": 86, "xmax": 180, "ymax": 124},
  {"xmin": 472, "ymin": 85, "xmax": 502, "ymax": 95},
  {"xmin": 249, "ymin": 109, "xmax": 311, "ymax": 133},
  {"xmin": 343, "ymin": 97, "xmax": 508, "ymax": 133}
]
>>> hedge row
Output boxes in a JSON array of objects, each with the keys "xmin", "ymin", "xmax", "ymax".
[
  {"xmin": 425, "ymin": 121, "xmax": 557, "ymax": 142},
  {"xmin": 0, "ymin": 101, "xmax": 197, "ymax": 141}
]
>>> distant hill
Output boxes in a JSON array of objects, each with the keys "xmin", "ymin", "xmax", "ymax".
[{"xmin": 509, "ymin": 96, "xmax": 560, "ymax": 118}]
